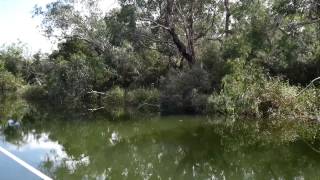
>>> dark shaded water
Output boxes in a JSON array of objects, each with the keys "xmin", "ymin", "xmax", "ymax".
[{"xmin": 1, "ymin": 95, "xmax": 320, "ymax": 180}]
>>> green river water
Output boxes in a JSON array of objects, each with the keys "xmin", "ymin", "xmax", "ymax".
[{"xmin": 1, "ymin": 95, "xmax": 320, "ymax": 180}]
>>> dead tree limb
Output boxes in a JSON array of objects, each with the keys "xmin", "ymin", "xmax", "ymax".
[
  {"xmin": 87, "ymin": 90, "xmax": 106, "ymax": 95},
  {"xmin": 297, "ymin": 77, "xmax": 320, "ymax": 97},
  {"xmin": 88, "ymin": 107, "xmax": 105, "ymax": 112}
]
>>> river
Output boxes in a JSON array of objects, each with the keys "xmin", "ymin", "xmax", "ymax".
[{"xmin": 1, "ymin": 95, "xmax": 320, "ymax": 179}]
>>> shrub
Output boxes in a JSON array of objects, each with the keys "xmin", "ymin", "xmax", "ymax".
[
  {"xmin": 160, "ymin": 65, "xmax": 210, "ymax": 114},
  {"xmin": 98, "ymin": 86, "xmax": 126, "ymax": 118},
  {"xmin": 22, "ymin": 86, "xmax": 48, "ymax": 101},
  {"xmin": 200, "ymin": 41, "xmax": 230, "ymax": 89},
  {"xmin": 102, "ymin": 87, "xmax": 160, "ymax": 113},
  {"xmin": 102, "ymin": 86, "xmax": 125, "ymax": 108},
  {"xmin": 207, "ymin": 58, "xmax": 320, "ymax": 121},
  {"xmin": 0, "ymin": 71, "xmax": 22, "ymax": 92},
  {"xmin": 127, "ymin": 88, "xmax": 160, "ymax": 112},
  {"xmin": 46, "ymin": 53, "xmax": 93, "ymax": 107}
]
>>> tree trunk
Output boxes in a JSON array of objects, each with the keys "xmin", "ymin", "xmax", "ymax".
[
  {"xmin": 186, "ymin": 0, "xmax": 196, "ymax": 65},
  {"xmin": 224, "ymin": 0, "xmax": 231, "ymax": 37},
  {"xmin": 168, "ymin": 28, "xmax": 195, "ymax": 66},
  {"xmin": 165, "ymin": 0, "xmax": 196, "ymax": 66}
]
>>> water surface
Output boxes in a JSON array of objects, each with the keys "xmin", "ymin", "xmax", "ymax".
[{"xmin": 1, "ymin": 96, "xmax": 320, "ymax": 179}]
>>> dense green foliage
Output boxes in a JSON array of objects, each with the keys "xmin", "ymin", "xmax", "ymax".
[
  {"xmin": 1, "ymin": 0, "xmax": 319, "ymax": 120},
  {"xmin": 208, "ymin": 59, "xmax": 320, "ymax": 120},
  {"xmin": 0, "ymin": 44, "xmax": 26, "ymax": 91}
]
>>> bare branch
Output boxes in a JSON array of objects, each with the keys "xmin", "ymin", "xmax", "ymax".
[
  {"xmin": 88, "ymin": 90, "xmax": 106, "ymax": 95},
  {"xmin": 297, "ymin": 77, "xmax": 320, "ymax": 97},
  {"xmin": 88, "ymin": 107, "xmax": 105, "ymax": 112},
  {"xmin": 139, "ymin": 18, "xmax": 171, "ymax": 30}
]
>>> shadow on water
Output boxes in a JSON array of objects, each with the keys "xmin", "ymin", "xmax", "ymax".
[{"xmin": 1, "ymin": 95, "xmax": 320, "ymax": 179}]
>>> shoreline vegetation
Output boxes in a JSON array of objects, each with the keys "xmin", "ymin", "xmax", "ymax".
[
  {"xmin": 0, "ymin": 1, "xmax": 320, "ymax": 129},
  {"xmin": 3, "ymin": 1, "xmax": 320, "ymax": 178}
]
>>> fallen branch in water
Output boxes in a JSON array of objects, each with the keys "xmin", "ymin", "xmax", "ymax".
[
  {"xmin": 88, "ymin": 107, "xmax": 105, "ymax": 112},
  {"xmin": 87, "ymin": 90, "xmax": 106, "ymax": 95},
  {"xmin": 296, "ymin": 77, "xmax": 320, "ymax": 97}
]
